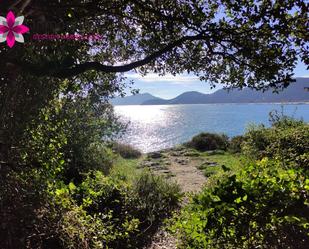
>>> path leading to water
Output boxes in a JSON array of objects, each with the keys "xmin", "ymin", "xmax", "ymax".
[
  {"xmin": 142, "ymin": 147, "xmax": 208, "ymax": 193},
  {"xmin": 141, "ymin": 147, "xmax": 209, "ymax": 249}
]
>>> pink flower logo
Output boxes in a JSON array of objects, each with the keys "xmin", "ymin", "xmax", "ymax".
[{"xmin": 0, "ymin": 11, "xmax": 29, "ymax": 48}]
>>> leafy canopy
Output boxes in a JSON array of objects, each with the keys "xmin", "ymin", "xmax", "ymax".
[{"xmin": 1, "ymin": 0, "xmax": 308, "ymax": 90}]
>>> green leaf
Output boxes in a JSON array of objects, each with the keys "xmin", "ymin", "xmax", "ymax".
[{"xmin": 69, "ymin": 182, "xmax": 76, "ymax": 191}]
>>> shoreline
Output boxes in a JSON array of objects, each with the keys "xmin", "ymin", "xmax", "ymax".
[{"xmin": 114, "ymin": 102, "xmax": 309, "ymax": 106}]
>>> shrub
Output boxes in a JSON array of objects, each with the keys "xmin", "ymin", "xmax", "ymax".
[
  {"xmin": 59, "ymin": 205, "xmax": 113, "ymax": 249},
  {"xmin": 242, "ymin": 121, "xmax": 309, "ymax": 169},
  {"xmin": 266, "ymin": 123, "xmax": 309, "ymax": 169},
  {"xmin": 59, "ymin": 99, "xmax": 123, "ymax": 182},
  {"xmin": 52, "ymin": 170, "xmax": 181, "ymax": 248},
  {"xmin": 63, "ymin": 144, "xmax": 115, "ymax": 184},
  {"xmin": 131, "ymin": 171, "xmax": 181, "ymax": 224},
  {"xmin": 0, "ymin": 170, "xmax": 53, "ymax": 249},
  {"xmin": 229, "ymin": 135, "xmax": 244, "ymax": 153},
  {"xmin": 171, "ymin": 158, "xmax": 309, "ymax": 249},
  {"xmin": 241, "ymin": 124, "xmax": 270, "ymax": 159},
  {"xmin": 113, "ymin": 142, "xmax": 142, "ymax": 159},
  {"xmin": 187, "ymin": 133, "xmax": 229, "ymax": 152},
  {"xmin": 269, "ymin": 109, "xmax": 305, "ymax": 128},
  {"xmin": 69, "ymin": 171, "xmax": 140, "ymax": 248}
]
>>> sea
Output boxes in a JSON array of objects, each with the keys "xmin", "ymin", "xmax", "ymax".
[{"xmin": 114, "ymin": 103, "xmax": 309, "ymax": 153}]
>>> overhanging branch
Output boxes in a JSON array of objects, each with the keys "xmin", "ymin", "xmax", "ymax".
[{"xmin": 19, "ymin": 33, "xmax": 208, "ymax": 78}]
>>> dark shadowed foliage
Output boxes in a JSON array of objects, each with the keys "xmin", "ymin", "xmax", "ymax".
[
  {"xmin": 112, "ymin": 142, "xmax": 142, "ymax": 159},
  {"xmin": 229, "ymin": 135, "xmax": 245, "ymax": 153},
  {"xmin": 187, "ymin": 132, "xmax": 229, "ymax": 152}
]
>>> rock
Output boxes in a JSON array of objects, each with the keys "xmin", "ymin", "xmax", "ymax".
[
  {"xmin": 148, "ymin": 152, "xmax": 162, "ymax": 159},
  {"xmin": 172, "ymin": 146, "xmax": 185, "ymax": 151},
  {"xmin": 161, "ymin": 170, "xmax": 170, "ymax": 174},
  {"xmin": 159, "ymin": 148, "xmax": 170, "ymax": 153},
  {"xmin": 183, "ymin": 151, "xmax": 200, "ymax": 157},
  {"xmin": 206, "ymin": 150, "xmax": 225, "ymax": 155},
  {"xmin": 144, "ymin": 229, "xmax": 177, "ymax": 249},
  {"xmin": 150, "ymin": 161, "xmax": 160, "ymax": 166},
  {"xmin": 170, "ymin": 152, "xmax": 179, "ymax": 156},
  {"xmin": 170, "ymin": 151, "xmax": 185, "ymax": 156},
  {"xmin": 142, "ymin": 161, "xmax": 160, "ymax": 168},
  {"xmin": 175, "ymin": 158, "xmax": 189, "ymax": 165},
  {"xmin": 208, "ymin": 162, "xmax": 218, "ymax": 167},
  {"xmin": 164, "ymin": 161, "xmax": 171, "ymax": 166},
  {"xmin": 203, "ymin": 161, "xmax": 218, "ymax": 167},
  {"xmin": 197, "ymin": 161, "xmax": 218, "ymax": 169}
]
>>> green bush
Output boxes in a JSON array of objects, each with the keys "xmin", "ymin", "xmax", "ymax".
[
  {"xmin": 269, "ymin": 109, "xmax": 305, "ymax": 128},
  {"xmin": 63, "ymin": 144, "xmax": 115, "ymax": 184},
  {"xmin": 242, "ymin": 120, "xmax": 309, "ymax": 169},
  {"xmin": 68, "ymin": 171, "xmax": 139, "ymax": 248},
  {"xmin": 241, "ymin": 124, "xmax": 270, "ymax": 159},
  {"xmin": 113, "ymin": 142, "xmax": 142, "ymax": 159},
  {"xmin": 268, "ymin": 124, "xmax": 308, "ymax": 169},
  {"xmin": 171, "ymin": 158, "xmax": 309, "ymax": 249},
  {"xmin": 172, "ymin": 117, "xmax": 309, "ymax": 249},
  {"xmin": 187, "ymin": 133, "xmax": 229, "ymax": 152},
  {"xmin": 2, "ymin": 92, "xmax": 168, "ymax": 248},
  {"xmin": 0, "ymin": 170, "xmax": 54, "ymax": 249},
  {"xmin": 131, "ymin": 171, "xmax": 181, "ymax": 224},
  {"xmin": 229, "ymin": 135, "xmax": 245, "ymax": 153},
  {"xmin": 51, "ymin": 170, "xmax": 181, "ymax": 248},
  {"xmin": 59, "ymin": 99, "xmax": 123, "ymax": 182}
]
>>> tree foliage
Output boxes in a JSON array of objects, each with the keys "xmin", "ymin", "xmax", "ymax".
[{"xmin": 1, "ymin": 0, "xmax": 308, "ymax": 87}]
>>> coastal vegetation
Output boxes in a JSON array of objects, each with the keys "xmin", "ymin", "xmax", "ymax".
[
  {"xmin": 1, "ymin": 1, "xmax": 308, "ymax": 249},
  {"xmin": 187, "ymin": 132, "xmax": 229, "ymax": 152},
  {"xmin": 171, "ymin": 114, "xmax": 309, "ymax": 249},
  {"xmin": 112, "ymin": 142, "xmax": 142, "ymax": 159},
  {"xmin": 1, "ymin": 90, "xmax": 308, "ymax": 249}
]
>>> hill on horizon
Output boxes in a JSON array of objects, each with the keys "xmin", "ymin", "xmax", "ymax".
[
  {"xmin": 111, "ymin": 92, "xmax": 162, "ymax": 105},
  {"xmin": 111, "ymin": 78, "xmax": 309, "ymax": 105}
]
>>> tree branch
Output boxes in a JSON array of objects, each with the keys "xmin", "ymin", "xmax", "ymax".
[{"xmin": 22, "ymin": 33, "xmax": 208, "ymax": 78}]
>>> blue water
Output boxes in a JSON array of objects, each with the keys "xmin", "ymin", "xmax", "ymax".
[{"xmin": 115, "ymin": 104, "xmax": 309, "ymax": 153}]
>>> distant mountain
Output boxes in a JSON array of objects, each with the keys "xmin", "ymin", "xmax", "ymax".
[
  {"xmin": 111, "ymin": 93, "xmax": 163, "ymax": 105},
  {"xmin": 112, "ymin": 78, "xmax": 309, "ymax": 105}
]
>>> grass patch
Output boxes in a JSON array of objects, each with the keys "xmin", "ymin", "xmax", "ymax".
[
  {"xmin": 197, "ymin": 151, "xmax": 247, "ymax": 185},
  {"xmin": 202, "ymin": 151, "xmax": 244, "ymax": 169},
  {"xmin": 110, "ymin": 156, "xmax": 143, "ymax": 181},
  {"xmin": 202, "ymin": 166, "xmax": 221, "ymax": 177}
]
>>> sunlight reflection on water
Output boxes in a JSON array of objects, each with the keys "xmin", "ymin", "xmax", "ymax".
[{"xmin": 115, "ymin": 104, "xmax": 309, "ymax": 153}]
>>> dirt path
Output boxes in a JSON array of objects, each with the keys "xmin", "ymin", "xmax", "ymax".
[
  {"xmin": 143, "ymin": 148, "xmax": 207, "ymax": 193},
  {"xmin": 142, "ymin": 147, "xmax": 208, "ymax": 249},
  {"xmin": 167, "ymin": 154, "xmax": 207, "ymax": 193}
]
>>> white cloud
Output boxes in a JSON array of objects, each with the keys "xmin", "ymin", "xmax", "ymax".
[{"xmin": 126, "ymin": 73, "xmax": 199, "ymax": 85}]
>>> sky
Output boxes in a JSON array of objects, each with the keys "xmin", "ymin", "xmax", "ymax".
[{"xmin": 124, "ymin": 61, "xmax": 309, "ymax": 99}]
